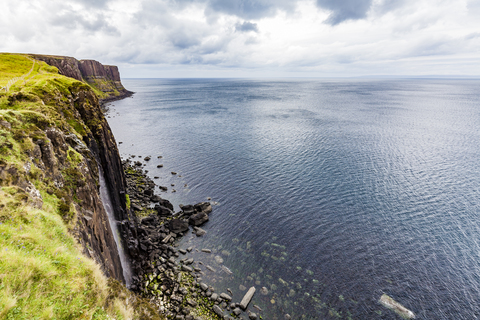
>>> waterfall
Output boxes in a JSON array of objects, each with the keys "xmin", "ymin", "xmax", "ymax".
[{"xmin": 98, "ymin": 167, "xmax": 132, "ymax": 287}]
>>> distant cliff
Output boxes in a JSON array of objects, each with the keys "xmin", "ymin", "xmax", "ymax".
[{"xmin": 33, "ymin": 54, "xmax": 133, "ymax": 103}]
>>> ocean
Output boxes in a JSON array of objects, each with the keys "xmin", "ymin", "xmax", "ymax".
[{"xmin": 106, "ymin": 78, "xmax": 480, "ymax": 319}]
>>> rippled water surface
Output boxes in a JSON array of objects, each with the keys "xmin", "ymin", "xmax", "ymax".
[{"xmin": 107, "ymin": 79, "xmax": 480, "ymax": 319}]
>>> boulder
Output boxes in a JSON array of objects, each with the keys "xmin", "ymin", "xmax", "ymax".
[
  {"xmin": 159, "ymin": 199, "xmax": 174, "ymax": 211},
  {"xmin": 156, "ymin": 205, "xmax": 173, "ymax": 216},
  {"xmin": 151, "ymin": 195, "xmax": 162, "ymax": 202},
  {"xmin": 212, "ymin": 305, "xmax": 223, "ymax": 317},
  {"xmin": 193, "ymin": 227, "xmax": 206, "ymax": 236},
  {"xmin": 220, "ymin": 293, "xmax": 232, "ymax": 301},
  {"xmin": 180, "ymin": 204, "xmax": 195, "ymax": 215},
  {"xmin": 240, "ymin": 287, "xmax": 256, "ymax": 310},
  {"xmin": 188, "ymin": 212, "xmax": 209, "ymax": 226},
  {"xmin": 169, "ymin": 219, "xmax": 189, "ymax": 233},
  {"xmin": 194, "ymin": 202, "xmax": 212, "ymax": 214}
]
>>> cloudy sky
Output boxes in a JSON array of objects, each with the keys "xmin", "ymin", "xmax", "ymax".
[{"xmin": 1, "ymin": 0, "xmax": 480, "ymax": 77}]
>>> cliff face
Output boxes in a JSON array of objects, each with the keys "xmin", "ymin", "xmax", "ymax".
[
  {"xmin": 68, "ymin": 84, "xmax": 131, "ymax": 281},
  {"xmin": 33, "ymin": 54, "xmax": 133, "ymax": 102},
  {"xmin": 0, "ymin": 56, "xmax": 135, "ymax": 282}
]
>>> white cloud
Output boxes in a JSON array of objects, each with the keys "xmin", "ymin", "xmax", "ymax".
[{"xmin": 0, "ymin": 0, "xmax": 479, "ymax": 77}]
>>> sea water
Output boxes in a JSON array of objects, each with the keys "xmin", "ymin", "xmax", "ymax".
[{"xmin": 106, "ymin": 78, "xmax": 480, "ymax": 319}]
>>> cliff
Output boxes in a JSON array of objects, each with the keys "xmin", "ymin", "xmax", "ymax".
[
  {"xmin": 32, "ymin": 54, "xmax": 133, "ymax": 103},
  {"xmin": 0, "ymin": 53, "xmax": 162, "ymax": 319}
]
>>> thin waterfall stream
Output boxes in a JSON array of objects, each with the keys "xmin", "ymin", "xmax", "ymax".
[{"xmin": 98, "ymin": 166, "xmax": 132, "ymax": 287}]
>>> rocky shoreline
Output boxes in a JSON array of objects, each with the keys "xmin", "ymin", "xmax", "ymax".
[{"xmin": 120, "ymin": 158, "xmax": 264, "ymax": 320}]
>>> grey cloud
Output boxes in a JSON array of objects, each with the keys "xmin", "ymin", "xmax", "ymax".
[
  {"xmin": 206, "ymin": 0, "xmax": 294, "ymax": 19},
  {"xmin": 409, "ymin": 37, "xmax": 461, "ymax": 58},
  {"xmin": 235, "ymin": 21, "xmax": 258, "ymax": 32},
  {"xmin": 137, "ymin": 0, "xmax": 292, "ymax": 20},
  {"xmin": 71, "ymin": 0, "xmax": 110, "ymax": 8},
  {"xmin": 169, "ymin": 30, "xmax": 202, "ymax": 49},
  {"xmin": 51, "ymin": 11, "xmax": 119, "ymax": 35},
  {"xmin": 465, "ymin": 32, "xmax": 480, "ymax": 40},
  {"xmin": 376, "ymin": 0, "xmax": 404, "ymax": 13},
  {"xmin": 316, "ymin": 0, "xmax": 373, "ymax": 25}
]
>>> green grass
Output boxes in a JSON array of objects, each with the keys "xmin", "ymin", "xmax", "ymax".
[
  {"xmin": 0, "ymin": 54, "xmax": 34, "ymax": 87},
  {"xmin": 0, "ymin": 53, "xmax": 156, "ymax": 319},
  {"xmin": 0, "ymin": 188, "xmax": 133, "ymax": 319},
  {"xmin": 0, "ymin": 53, "xmax": 116, "ymax": 103}
]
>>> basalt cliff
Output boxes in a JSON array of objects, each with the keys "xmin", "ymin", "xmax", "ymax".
[
  {"xmin": 32, "ymin": 54, "xmax": 133, "ymax": 103},
  {"xmin": 0, "ymin": 53, "xmax": 160, "ymax": 318}
]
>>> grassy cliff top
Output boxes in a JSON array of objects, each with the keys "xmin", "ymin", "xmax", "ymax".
[
  {"xmin": 0, "ymin": 53, "xmax": 159, "ymax": 320},
  {"xmin": 0, "ymin": 53, "xmax": 123, "ymax": 100}
]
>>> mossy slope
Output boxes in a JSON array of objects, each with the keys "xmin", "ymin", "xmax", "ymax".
[{"xmin": 0, "ymin": 53, "xmax": 163, "ymax": 319}]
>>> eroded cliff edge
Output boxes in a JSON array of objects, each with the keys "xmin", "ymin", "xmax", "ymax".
[
  {"xmin": 0, "ymin": 53, "xmax": 134, "ymax": 281},
  {"xmin": 32, "ymin": 54, "xmax": 133, "ymax": 104}
]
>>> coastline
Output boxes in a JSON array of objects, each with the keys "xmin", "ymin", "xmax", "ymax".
[
  {"xmin": 118, "ymin": 157, "xmax": 262, "ymax": 320},
  {"xmin": 100, "ymin": 89, "xmax": 135, "ymax": 107}
]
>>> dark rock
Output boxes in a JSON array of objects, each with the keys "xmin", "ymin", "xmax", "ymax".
[
  {"xmin": 220, "ymin": 293, "xmax": 232, "ymax": 301},
  {"xmin": 159, "ymin": 199, "xmax": 174, "ymax": 211},
  {"xmin": 193, "ymin": 227, "xmax": 206, "ymax": 236},
  {"xmin": 212, "ymin": 305, "xmax": 223, "ymax": 317},
  {"xmin": 182, "ymin": 265, "xmax": 193, "ymax": 273},
  {"xmin": 156, "ymin": 205, "xmax": 173, "ymax": 216},
  {"xmin": 194, "ymin": 202, "xmax": 212, "ymax": 214},
  {"xmin": 180, "ymin": 204, "xmax": 195, "ymax": 215},
  {"xmin": 188, "ymin": 212, "xmax": 209, "ymax": 226},
  {"xmin": 187, "ymin": 299, "xmax": 197, "ymax": 307},
  {"xmin": 131, "ymin": 204, "xmax": 142, "ymax": 211},
  {"xmin": 169, "ymin": 219, "xmax": 189, "ymax": 233},
  {"xmin": 151, "ymin": 195, "xmax": 161, "ymax": 202}
]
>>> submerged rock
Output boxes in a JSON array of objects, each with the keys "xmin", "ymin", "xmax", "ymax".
[{"xmin": 379, "ymin": 294, "xmax": 415, "ymax": 319}]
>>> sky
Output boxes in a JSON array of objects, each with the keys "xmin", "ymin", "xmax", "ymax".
[{"xmin": 1, "ymin": 0, "xmax": 480, "ymax": 77}]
